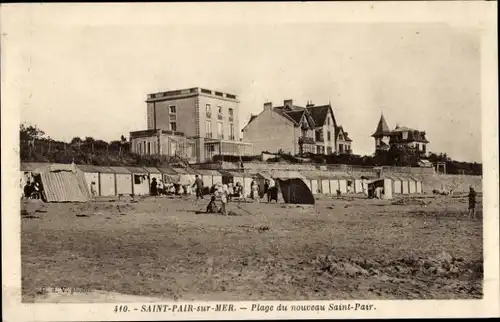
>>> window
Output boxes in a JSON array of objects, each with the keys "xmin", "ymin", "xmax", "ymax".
[
  {"xmin": 327, "ymin": 117, "xmax": 330, "ymax": 126},
  {"xmin": 229, "ymin": 124, "xmax": 235, "ymax": 140},
  {"xmin": 143, "ymin": 141, "xmax": 146, "ymax": 155},
  {"xmin": 206, "ymin": 104, "xmax": 212, "ymax": 118},
  {"xmin": 137, "ymin": 143, "xmax": 141, "ymax": 154},
  {"xmin": 205, "ymin": 121, "xmax": 212, "ymax": 138},
  {"xmin": 338, "ymin": 133, "xmax": 343, "ymax": 140},
  {"xmin": 402, "ymin": 132, "xmax": 408, "ymax": 140},
  {"xmin": 170, "ymin": 122, "xmax": 177, "ymax": 132},
  {"xmin": 302, "ymin": 129, "xmax": 307, "ymax": 138},
  {"xmin": 315, "ymin": 130, "xmax": 322, "ymax": 141},
  {"xmin": 169, "ymin": 105, "xmax": 176, "ymax": 113},
  {"xmin": 217, "ymin": 122, "xmax": 223, "ymax": 139},
  {"xmin": 339, "ymin": 144, "xmax": 344, "ymax": 153},
  {"xmin": 147, "ymin": 142, "xmax": 151, "ymax": 155},
  {"xmin": 229, "ymin": 108, "xmax": 234, "ymax": 116},
  {"xmin": 423, "ymin": 144, "xmax": 426, "ymax": 153},
  {"xmin": 327, "ymin": 131, "xmax": 331, "ymax": 141},
  {"xmin": 218, "ymin": 106, "xmax": 222, "ymax": 114}
]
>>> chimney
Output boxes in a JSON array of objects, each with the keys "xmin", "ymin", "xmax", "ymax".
[
  {"xmin": 306, "ymin": 100, "xmax": 314, "ymax": 107},
  {"xmin": 284, "ymin": 99, "xmax": 293, "ymax": 109},
  {"xmin": 263, "ymin": 102, "xmax": 273, "ymax": 110}
]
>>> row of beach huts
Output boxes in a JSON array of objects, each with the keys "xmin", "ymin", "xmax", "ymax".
[{"xmin": 20, "ymin": 162, "xmax": 423, "ymax": 201}]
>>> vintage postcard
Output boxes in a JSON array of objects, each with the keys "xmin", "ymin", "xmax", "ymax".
[{"xmin": 1, "ymin": 1, "xmax": 499, "ymax": 321}]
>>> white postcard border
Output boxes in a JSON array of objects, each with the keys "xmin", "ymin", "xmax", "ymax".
[{"xmin": 1, "ymin": 2, "xmax": 498, "ymax": 321}]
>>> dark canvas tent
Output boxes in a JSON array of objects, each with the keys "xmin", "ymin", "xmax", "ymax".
[
  {"xmin": 32, "ymin": 163, "xmax": 91, "ymax": 202},
  {"xmin": 276, "ymin": 178, "xmax": 315, "ymax": 205}
]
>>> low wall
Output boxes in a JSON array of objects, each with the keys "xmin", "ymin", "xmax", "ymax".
[
  {"xmin": 192, "ymin": 162, "xmax": 480, "ymax": 193},
  {"xmin": 417, "ymin": 174, "xmax": 482, "ymax": 193}
]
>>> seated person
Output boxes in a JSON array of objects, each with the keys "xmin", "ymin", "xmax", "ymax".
[{"xmin": 206, "ymin": 196, "xmax": 220, "ymax": 214}]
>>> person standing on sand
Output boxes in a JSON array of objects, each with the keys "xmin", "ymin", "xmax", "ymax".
[
  {"xmin": 90, "ymin": 181, "xmax": 97, "ymax": 198},
  {"xmin": 468, "ymin": 186, "xmax": 477, "ymax": 219},
  {"xmin": 220, "ymin": 184, "xmax": 229, "ymax": 215},
  {"xmin": 150, "ymin": 178, "xmax": 158, "ymax": 196},
  {"xmin": 263, "ymin": 179, "xmax": 270, "ymax": 202}
]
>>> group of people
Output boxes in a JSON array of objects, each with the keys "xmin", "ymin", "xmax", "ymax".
[{"xmin": 149, "ymin": 177, "xmax": 194, "ymax": 196}]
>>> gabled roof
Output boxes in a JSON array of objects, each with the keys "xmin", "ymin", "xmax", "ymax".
[
  {"xmin": 284, "ymin": 110, "xmax": 305, "ymax": 124},
  {"xmin": 389, "ymin": 127, "xmax": 429, "ymax": 143},
  {"xmin": 372, "ymin": 114, "xmax": 391, "ymax": 137},
  {"xmin": 336, "ymin": 126, "xmax": 353, "ymax": 142},
  {"xmin": 305, "ymin": 105, "xmax": 335, "ymax": 127}
]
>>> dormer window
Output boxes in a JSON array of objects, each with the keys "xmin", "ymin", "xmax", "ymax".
[{"xmin": 402, "ymin": 132, "xmax": 408, "ymax": 140}]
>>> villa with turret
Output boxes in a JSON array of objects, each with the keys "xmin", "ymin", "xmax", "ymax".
[{"xmin": 372, "ymin": 114, "xmax": 429, "ymax": 155}]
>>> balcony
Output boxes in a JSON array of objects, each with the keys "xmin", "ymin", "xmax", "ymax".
[
  {"xmin": 298, "ymin": 137, "xmax": 315, "ymax": 145},
  {"xmin": 206, "ymin": 111, "xmax": 212, "ymax": 118}
]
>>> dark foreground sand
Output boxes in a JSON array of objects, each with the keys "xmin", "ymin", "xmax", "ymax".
[{"xmin": 21, "ymin": 193, "xmax": 482, "ymax": 302}]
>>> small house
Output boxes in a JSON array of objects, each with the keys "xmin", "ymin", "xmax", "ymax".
[
  {"xmin": 95, "ymin": 166, "xmax": 116, "ymax": 196},
  {"xmin": 108, "ymin": 167, "xmax": 133, "ymax": 196},
  {"xmin": 76, "ymin": 164, "xmax": 101, "ymax": 196},
  {"xmin": 408, "ymin": 177, "xmax": 417, "ymax": 194},
  {"xmin": 127, "ymin": 167, "xmax": 150, "ymax": 195},
  {"xmin": 144, "ymin": 167, "xmax": 162, "ymax": 186},
  {"xmin": 390, "ymin": 176, "xmax": 402, "ymax": 194},
  {"xmin": 172, "ymin": 168, "xmax": 194, "ymax": 186},
  {"xmin": 400, "ymin": 176, "xmax": 410, "ymax": 194}
]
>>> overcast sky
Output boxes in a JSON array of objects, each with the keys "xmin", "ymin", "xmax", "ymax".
[{"xmin": 5, "ymin": 4, "xmax": 483, "ymax": 162}]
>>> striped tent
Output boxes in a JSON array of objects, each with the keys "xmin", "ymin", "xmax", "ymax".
[{"xmin": 32, "ymin": 163, "xmax": 91, "ymax": 202}]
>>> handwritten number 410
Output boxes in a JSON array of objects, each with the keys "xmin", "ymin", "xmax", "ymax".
[{"xmin": 114, "ymin": 305, "xmax": 129, "ymax": 313}]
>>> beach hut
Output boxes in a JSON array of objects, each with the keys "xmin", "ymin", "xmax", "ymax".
[
  {"xmin": 172, "ymin": 168, "xmax": 194, "ymax": 186},
  {"xmin": 108, "ymin": 166, "xmax": 133, "ymax": 196},
  {"xmin": 195, "ymin": 169, "xmax": 214, "ymax": 187},
  {"xmin": 302, "ymin": 172, "xmax": 322, "ymax": 195},
  {"xmin": 351, "ymin": 175, "xmax": 365, "ymax": 194},
  {"xmin": 94, "ymin": 166, "xmax": 116, "ymax": 196},
  {"xmin": 319, "ymin": 173, "xmax": 332, "ymax": 195},
  {"xmin": 337, "ymin": 174, "xmax": 349, "ymax": 194},
  {"xmin": 383, "ymin": 178, "xmax": 393, "ymax": 199},
  {"xmin": 368, "ymin": 178, "xmax": 393, "ymax": 200},
  {"xmin": 254, "ymin": 171, "xmax": 274, "ymax": 193},
  {"xmin": 219, "ymin": 170, "xmax": 245, "ymax": 187},
  {"xmin": 400, "ymin": 177, "xmax": 409, "ymax": 194},
  {"xmin": 144, "ymin": 167, "xmax": 162, "ymax": 184},
  {"xmin": 391, "ymin": 176, "xmax": 402, "ymax": 194},
  {"xmin": 408, "ymin": 177, "xmax": 417, "ymax": 194},
  {"xmin": 76, "ymin": 164, "xmax": 101, "ymax": 196},
  {"xmin": 415, "ymin": 177, "xmax": 423, "ymax": 194},
  {"xmin": 127, "ymin": 167, "xmax": 150, "ymax": 195},
  {"xmin": 328, "ymin": 174, "xmax": 340, "ymax": 195},
  {"xmin": 158, "ymin": 167, "xmax": 180, "ymax": 184}
]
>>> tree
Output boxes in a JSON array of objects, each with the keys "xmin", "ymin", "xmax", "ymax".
[
  {"xmin": 71, "ymin": 137, "xmax": 82, "ymax": 145},
  {"xmin": 20, "ymin": 124, "xmax": 45, "ymax": 142}
]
